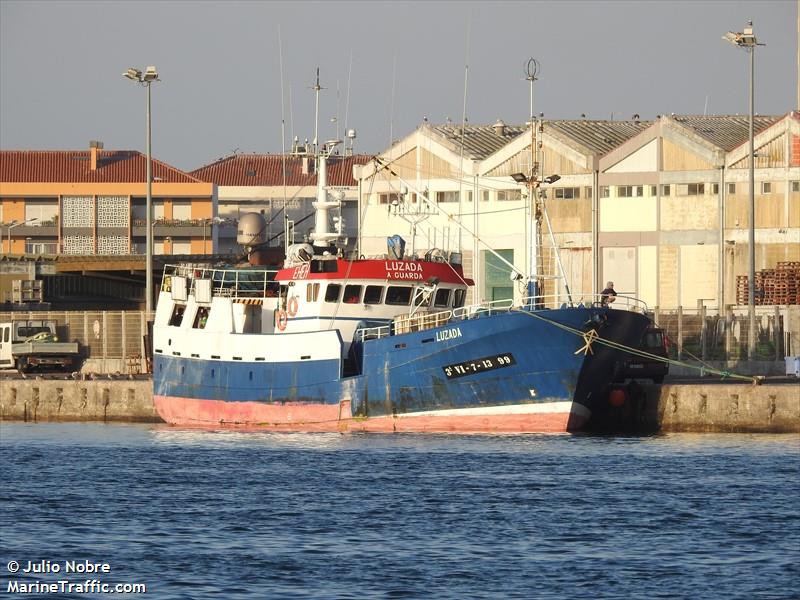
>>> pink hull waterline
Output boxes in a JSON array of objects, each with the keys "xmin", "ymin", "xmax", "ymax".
[{"xmin": 154, "ymin": 395, "xmax": 589, "ymax": 433}]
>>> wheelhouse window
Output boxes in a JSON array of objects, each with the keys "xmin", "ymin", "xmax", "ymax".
[
  {"xmin": 169, "ymin": 305, "xmax": 185, "ymax": 326},
  {"xmin": 343, "ymin": 284, "xmax": 362, "ymax": 304},
  {"xmin": 386, "ymin": 286, "xmax": 412, "ymax": 305},
  {"xmin": 324, "ymin": 284, "xmax": 341, "ymax": 303},
  {"xmin": 661, "ymin": 184, "xmax": 671, "ymax": 196},
  {"xmin": 600, "ymin": 186, "xmax": 610, "ymax": 198},
  {"xmin": 433, "ymin": 288, "xmax": 451, "ymax": 308},
  {"xmin": 728, "ymin": 183, "xmax": 737, "ymax": 194},
  {"xmin": 453, "ymin": 289, "xmax": 466, "ymax": 308},
  {"xmin": 364, "ymin": 285, "xmax": 383, "ymax": 305}
]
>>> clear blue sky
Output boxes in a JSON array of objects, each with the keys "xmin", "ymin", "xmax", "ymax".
[{"xmin": 1, "ymin": 0, "xmax": 796, "ymax": 171}]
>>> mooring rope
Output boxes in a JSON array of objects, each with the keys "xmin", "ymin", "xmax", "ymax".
[{"xmin": 509, "ymin": 307, "xmax": 760, "ymax": 384}]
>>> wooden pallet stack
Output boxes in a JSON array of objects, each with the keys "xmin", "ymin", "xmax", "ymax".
[
  {"xmin": 774, "ymin": 262, "xmax": 799, "ymax": 305},
  {"xmin": 736, "ymin": 262, "xmax": 799, "ymax": 305}
]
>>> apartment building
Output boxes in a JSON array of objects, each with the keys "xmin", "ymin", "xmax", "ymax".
[{"xmin": 0, "ymin": 143, "xmax": 215, "ymax": 256}]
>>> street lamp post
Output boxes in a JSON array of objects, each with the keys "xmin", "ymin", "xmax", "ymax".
[
  {"xmin": 6, "ymin": 218, "xmax": 38, "ymax": 252},
  {"xmin": 124, "ymin": 66, "xmax": 160, "ymax": 313},
  {"xmin": 723, "ymin": 22, "xmax": 764, "ymax": 360}
]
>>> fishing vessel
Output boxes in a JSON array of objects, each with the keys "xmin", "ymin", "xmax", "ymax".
[
  {"xmin": 152, "ymin": 73, "xmax": 652, "ymax": 433},
  {"xmin": 152, "ymin": 172, "xmax": 651, "ymax": 433}
]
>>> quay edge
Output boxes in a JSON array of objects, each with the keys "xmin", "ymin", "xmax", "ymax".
[{"xmin": 0, "ymin": 378, "xmax": 797, "ymax": 433}]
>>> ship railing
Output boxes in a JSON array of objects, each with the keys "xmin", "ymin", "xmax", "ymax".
[
  {"xmin": 519, "ymin": 293, "xmax": 649, "ymax": 313},
  {"xmin": 355, "ymin": 324, "xmax": 392, "ymax": 341},
  {"xmin": 452, "ymin": 298, "xmax": 515, "ymax": 320},
  {"xmin": 161, "ymin": 264, "xmax": 280, "ymax": 300}
]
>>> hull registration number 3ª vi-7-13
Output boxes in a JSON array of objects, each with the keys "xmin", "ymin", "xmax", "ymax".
[{"xmin": 442, "ymin": 353, "xmax": 516, "ymax": 379}]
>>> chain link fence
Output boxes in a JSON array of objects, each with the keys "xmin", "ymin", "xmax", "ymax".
[
  {"xmin": 0, "ymin": 310, "xmax": 152, "ymax": 373},
  {"xmin": 652, "ymin": 306, "xmax": 791, "ymax": 363}
]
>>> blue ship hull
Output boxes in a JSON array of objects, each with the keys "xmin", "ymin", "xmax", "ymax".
[{"xmin": 153, "ymin": 305, "xmax": 650, "ymax": 432}]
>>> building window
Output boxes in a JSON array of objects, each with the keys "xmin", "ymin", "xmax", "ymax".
[
  {"xmin": 584, "ymin": 187, "xmax": 593, "ymax": 199},
  {"xmin": 650, "ymin": 185, "xmax": 657, "ymax": 197},
  {"xmin": 661, "ymin": 184, "xmax": 670, "ymax": 196},
  {"xmin": 617, "ymin": 185, "xmax": 643, "ymax": 198},
  {"xmin": 554, "ymin": 187, "xmax": 580, "ymax": 199},
  {"xmin": 728, "ymin": 183, "xmax": 736, "ymax": 194},
  {"xmin": 480, "ymin": 190, "xmax": 490, "ymax": 202},
  {"xmin": 792, "ymin": 181, "xmax": 800, "ymax": 193},
  {"xmin": 676, "ymin": 183, "xmax": 704, "ymax": 196},
  {"xmin": 760, "ymin": 182, "xmax": 771, "ymax": 194},
  {"xmin": 496, "ymin": 189, "xmax": 522, "ymax": 202},
  {"xmin": 378, "ymin": 193, "xmax": 401, "ymax": 205},
  {"xmin": 435, "ymin": 191, "xmax": 459, "ymax": 203},
  {"xmin": 600, "ymin": 186, "xmax": 610, "ymax": 198},
  {"xmin": 711, "ymin": 183, "xmax": 719, "ymax": 194}
]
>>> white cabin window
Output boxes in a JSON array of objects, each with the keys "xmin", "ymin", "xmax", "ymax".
[
  {"xmin": 728, "ymin": 183, "xmax": 736, "ymax": 194},
  {"xmin": 600, "ymin": 186, "xmax": 610, "ymax": 198},
  {"xmin": 193, "ymin": 307, "xmax": 209, "ymax": 329},
  {"xmin": 433, "ymin": 288, "xmax": 451, "ymax": 308},
  {"xmin": 791, "ymin": 181, "xmax": 800, "ymax": 193},
  {"xmin": 306, "ymin": 283, "xmax": 320, "ymax": 302},
  {"xmin": 661, "ymin": 185, "xmax": 670, "ymax": 196},
  {"xmin": 168, "ymin": 305, "xmax": 185, "ymax": 327},
  {"xmin": 386, "ymin": 286, "xmax": 412, "ymax": 306},
  {"xmin": 378, "ymin": 193, "xmax": 401, "ymax": 205},
  {"xmin": 760, "ymin": 182, "xmax": 771, "ymax": 194},
  {"xmin": 364, "ymin": 285, "xmax": 383, "ymax": 305}
]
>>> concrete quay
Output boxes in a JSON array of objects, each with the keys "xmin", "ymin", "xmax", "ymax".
[{"xmin": 0, "ymin": 377, "xmax": 797, "ymax": 433}]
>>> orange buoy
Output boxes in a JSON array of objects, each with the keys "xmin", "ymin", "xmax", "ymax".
[{"xmin": 276, "ymin": 310, "xmax": 288, "ymax": 331}]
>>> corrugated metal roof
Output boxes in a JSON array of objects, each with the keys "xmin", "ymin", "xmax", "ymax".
[
  {"xmin": 666, "ymin": 115, "xmax": 781, "ymax": 151},
  {"xmin": 190, "ymin": 154, "xmax": 372, "ymax": 186},
  {"xmin": 546, "ymin": 120, "xmax": 652, "ymax": 155},
  {"xmin": 430, "ymin": 124, "xmax": 527, "ymax": 160},
  {"xmin": 430, "ymin": 120, "xmax": 649, "ymax": 159},
  {"xmin": 0, "ymin": 150, "xmax": 201, "ymax": 183}
]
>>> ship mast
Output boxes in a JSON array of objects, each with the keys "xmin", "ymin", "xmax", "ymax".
[{"xmin": 309, "ymin": 69, "xmax": 346, "ymax": 251}]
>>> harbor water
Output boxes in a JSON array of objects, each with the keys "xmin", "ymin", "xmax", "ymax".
[{"xmin": 1, "ymin": 423, "xmax": 798, "ymax": 599}]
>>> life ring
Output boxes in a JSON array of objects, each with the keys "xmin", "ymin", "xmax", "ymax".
[
  {"xmin": 276, "ymin": 310, "xmax": 288, "ymax": 331},
  {"xmin": 287, "ymin": 296, "xmax": 299, "ymax": 317}
]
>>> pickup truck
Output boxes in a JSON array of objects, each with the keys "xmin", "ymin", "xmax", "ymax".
[
  {"xmin": 615, "ymin": 327, "xmax": 669, "ymax": 384},
  {"xmin": 0, "ymin": 320, "xmax": 82, "ymax": 373}
]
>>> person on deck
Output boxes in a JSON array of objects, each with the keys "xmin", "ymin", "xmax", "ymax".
[{"xmin": 601, "ymin": 281, "xmax": 617, "ymax": 306}]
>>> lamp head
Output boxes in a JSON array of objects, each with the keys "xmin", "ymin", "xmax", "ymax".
[
  {"xmin": 543, "ymin": 174, "xmax": 561, "ymax": 184},
  {"xmin": 124, "ymin": 68, "xmax": 142, "ymax": 81},
  {"xmin": 511, "ymin": 172, "xmax": 528, "ymax": 184},
  {"xmin": 143, "ymin": 66, "xmax": 159, "ymax": 82}
]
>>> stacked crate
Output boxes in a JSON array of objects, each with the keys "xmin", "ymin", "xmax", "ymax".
[
  {"xmin": 736, "ymin": 275, "xmax": 749, "ymax": 305},
  {"xmin": 774, "ymin": 262, "xmax": 799, "ymax": 305},
  {"xmin": 736, "ymin": 263, "xmax": 800, "ymax": 305}
]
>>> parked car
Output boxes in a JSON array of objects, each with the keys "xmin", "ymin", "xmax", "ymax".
[{"xmin": 616, "ymin": 327, "xmax": 669, "ymax": 384}]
